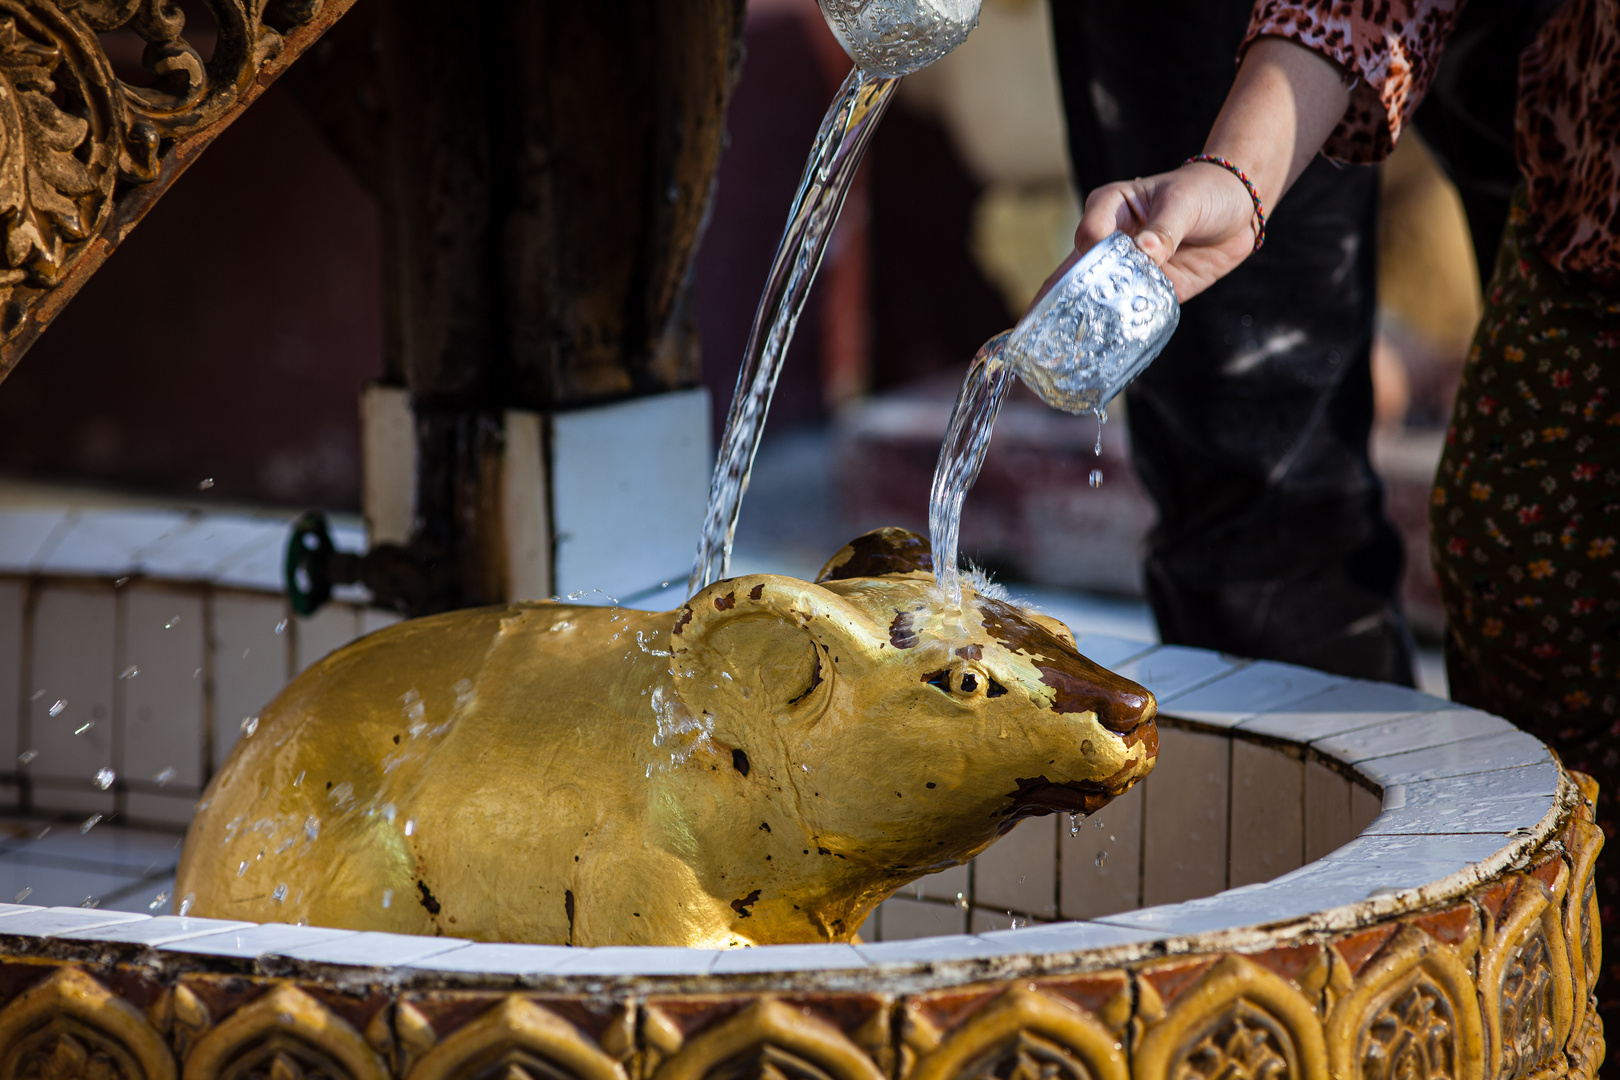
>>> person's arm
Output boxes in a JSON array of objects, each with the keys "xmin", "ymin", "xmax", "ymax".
[{"xmin": 1059, "ymin": 36, "xmax": 1351, "ymax": 302}]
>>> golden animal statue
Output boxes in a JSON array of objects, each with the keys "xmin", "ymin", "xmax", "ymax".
[{"xmin": 176, "ymin": 528, "xmax": 1158, "ymax": 947}]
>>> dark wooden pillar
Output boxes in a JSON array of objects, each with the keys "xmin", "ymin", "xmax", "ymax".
[{"xmin": 292, "ymin": 0, "xmax": 748, "ymax": 615}]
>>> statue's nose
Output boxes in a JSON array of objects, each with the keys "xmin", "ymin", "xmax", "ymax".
[{"xmin": 1097, "ymin": 687, "xmax": 1155, "ymax": 734}]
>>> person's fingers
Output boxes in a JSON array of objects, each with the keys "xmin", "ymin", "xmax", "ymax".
[
  {"xmin": 1129, "ymin": 184, "xmax": 1205, "ymax": 267},
  {"xmin": 1075, "ymin": 183, "xmax": 1136, "ymax": 252}
]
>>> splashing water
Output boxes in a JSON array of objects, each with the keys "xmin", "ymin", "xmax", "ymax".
[
  {"xmin": 929, "ymin": 332, "xmax": 1013, "ymax": 606},
  {"xmin": 1068, "ymin": 811, "xmax": 1087, "ymax": 837},
  {"xmin": 690, "ymin": 69, "xmax": 900, "ymax": 595}
]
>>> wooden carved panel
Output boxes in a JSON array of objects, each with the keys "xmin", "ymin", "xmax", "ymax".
[
  {"xmin": 1133, "ymin": 956, "xmax": 1328, "ymax": 1080},
  {"xmin": 0, "ymin": 0, "xmax": 357, "ymax": 380}
]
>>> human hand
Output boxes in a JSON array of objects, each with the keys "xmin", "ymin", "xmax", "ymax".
[{"xmin": 1071, "ymin": 163, "xmax": 1260, "ymax": 302}]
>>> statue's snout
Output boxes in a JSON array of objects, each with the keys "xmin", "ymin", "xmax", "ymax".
[{"xmin": 1097, "ymin": 684, "xmax": 1155, "ymax": 735}]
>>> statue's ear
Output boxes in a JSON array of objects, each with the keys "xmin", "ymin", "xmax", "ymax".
[
  {"xmin": 670, "ymin": 576, "xmax": 886, "ymax": 715},
  {"xmin": 817, "ymin": 527, "xmax": 933, "ymax": 582},
  {"xmin": 1026, "ymin": 612, "xmax": 1077, "ymax": 649}
]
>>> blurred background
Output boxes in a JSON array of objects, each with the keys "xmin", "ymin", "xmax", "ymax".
[{"xmin": 0, "ymin": 0, "xmax": 1477, "ymax": 668}]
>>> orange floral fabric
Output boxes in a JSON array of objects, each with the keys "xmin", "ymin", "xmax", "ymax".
[{"xmin": 1244, "ymin": 0, "xmax": 1620, "ymax": 277}]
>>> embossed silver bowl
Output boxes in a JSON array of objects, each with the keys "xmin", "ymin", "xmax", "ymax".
[
  {"xmin": 1005, "ymin": 231, "xmax": 1180, "ymax": 415},
  {"xmin": 817, "ymin": 0, "xmax": 982, "ymax": 78}
]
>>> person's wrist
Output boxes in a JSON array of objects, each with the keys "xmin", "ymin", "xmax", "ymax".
[{"xmin": 1183, "ymin": 156, "xmax": 1267, "ymax": 250}]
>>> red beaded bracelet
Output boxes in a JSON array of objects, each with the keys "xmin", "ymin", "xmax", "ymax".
[{"xmin": 1184, "ymin": 154, "xmax": 1267, "ymax": 252}]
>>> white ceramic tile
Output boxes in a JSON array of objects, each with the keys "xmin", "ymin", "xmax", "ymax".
[
  {"xmin": 0, "ymin": 903, "xmax": 40, "ymax": 918},
  {"xmin": 972, "ymin": 815, "xmax": 1056, "ymax": 917},
  {"xmin": 101, "ymin": 878, "xmax": 174, "ymax": 914},
  {"xmin": 0, "ymin": 861, "xmax": 138, "ymax": 909},
  {"xmin": 551, "ymin": 388, "xmax": 710, "ymax": 599},
  {"xmin": 210, "ymin": 594, "xmax": 290, "ymax": 772},
  {"xmin": 14, "ymin": 820, "xmax": 182, "ymax": 873},
  {"xmin": 121, "ymin": 586, "xmax": 206, "ymax": 793},
  {"xmin": 293, "ymin": 606, "xmax": 358, "ymax": 676},
  {"xmin": 211, "ymin": 527, "xmax": 291, "ymax": 591},
  {"xmin": 907, "ymin": 861, "xmax": 968, "ymax": 904},
  {"xmin": 28, "ymin": 584, "xmax": 116, "ymax": 813},
  {"xmin": 0, "ymin": 509, "xmax": 71, "ymax": 571},
  {"xmin": 0, "ymin": 581, "xmax": 22, "ymax": 780},
  {"xmin": 1311, "ymin": 708, "xmax": 1515, "ymax": 765},
  {"xmin": 1354, "ymin": 732, "xmax": 1551, "ymax": 787},
  {"xmin": 276, "ymin": 930, "xmax": 471, "ymax": 967},
  {"xmin": 710, "ymin": 942, "xmax": 865, "ymax": 974},
  {"xmin": 39, "ymin": 511, "xmax": 192, "ymax": 576},
  {"xmin": 1304, "ymin": 760, "xmax": 1353, "ymax": 862},
  {"xmin": 970, "ymin": 919, "xmax": 1162, "ymax": 954},
  {"xmin": 61, "ymin": 915, "xmax": 252, "ymax": 945},
  {"xmin": 1141, "ymin": 727, "xmax": 1229, "ymax": 906},
  {"xmin": 1320, "ymin": 832, "xmax": 1511, "ymax": 866},
  {"xmin": 1366, "ymin": 765, "xmax": 1560, "ymax": 835},
  {"xmin": 856, "ymin": 933, "xmax": 1001, "ymax": 964},
  {"xmin": 1157, "ymin": 661, "xmax": 1347, "ymax": 728},
  {"xmin": 139, "ymin": 518, "xmax": 285, "ymax": 581},
  {"xmin": 0, "ymin": 906, "xmax": 148, "ymax": 936},
  {"xmin": 1114, "ymin": 647, "xmax": 1242, "ymax": 702},
  {"xmin": 1095, "ymin": 882, "xmax": 1357, "ymax": 936},
  {"xmin": 1237, "ymin": 681, "xmax": 1451, "ymax": 742},
  {"xmin": 406, "ymin": 941, "xmax": 576, "ymax": 974},
  {"xmin": 875, "ymin": 897, "xmax": 966, "ymax": 940},
  {"xmin": 1071, "ymin": 635, "xmax": 1156, "ymax": 670},
  {"xmin": 1228, "ymin": 740, "xmax": 1304, "ymax": 888},
  {"xmin": 1060, "ymin": 781, "xmax": 1142, "ymax": 919},
  {"xmin": 548, "ymin": 946, "xmax": 721, "ymax": 977},
  {"xmin": 161, "ymin": 923, "xmax": 358, "ymax": 959}
]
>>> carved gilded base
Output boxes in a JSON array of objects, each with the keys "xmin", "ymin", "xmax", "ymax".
[{"xmin": 0, "ymin": 779, "xmax": 1599, "ymax": 1080}]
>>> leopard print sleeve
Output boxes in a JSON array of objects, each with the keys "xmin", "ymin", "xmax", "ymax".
[{"xmin": 1242, "ymin": 0, "xmax": 1466, "ymax": 164}]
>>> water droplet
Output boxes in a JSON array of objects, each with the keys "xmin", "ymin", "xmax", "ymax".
[
  {"xmin": 1095, "ymin": 850, "xmax": 1109, "ymax": 868},
  {"xmin": 178, "ymin": 894, "xmax": 194, "ymax": 916},
  {"xmin": 17, "ymin": 749, "xmax": 36, "ymax": 765},
  {"xmin": 12, "ymin": 887, "xmax": 30, "ymax": 903},
  {"xmin": 80, "ymin": 815, "xmax": 101, "ymax": 834},
  {"xmin": 94, "ymin": 767, "xmax": 115, "ymax": 790},
  {"xmin": 78, "ymin": 896, "xmax": 98, "ymax": 909},
  {"xmin": 954, "ymin": 892, "xmax": 969, "ymax": 911},
  {"xmin": 148, "ymin": 891, "xmax": 168, "ymax": 911},
  {"xmin": 1009, "ymin": 914, "xmax": 1027, "ymax": 929},
  {"xmin": 404, "ymin": 819, "xmax": 415, "ymax": 836},
  {"xmin": 113, "ymin": 576, "xmax": 130, "ymax": 588},
  {"xmin": 29, "ymin": 690, "xmax": 43, "ymax": 701},
  {"xmin": 272, "ymin": 883, "xmax": 288, "ymax": 903},
  {"xmin": 381, "ymin": 803, "xmax": 396, "ymax": 823},
  {"xmin": 241, "ymin": 716, "xmax": 259, "ymax": 737},
  {"xmin": 274, "ymin": 618, "xmax": 288, "ymax": 635},
  {"xmin": 164, "ymin": 616, "xmax": 180, "ymax": 629},
  {"xmin": 119, "ymin": 665, "xmax": 138, "ymax": 680},
  {"xmin": 381, "ymin": 889, "xmax": 393, "ymax": 909},
  {"xmin": 74, "ymin": 722, "xmax": 93, "ymax": 735},
  {"xmin": 198, "ymin": 477, "xmax": 214, "ymax": 490},
  {"xmin": 47, "ymin": 700, "xmax": 65, "ymax": 717},
  {"xmin": 1068, "ymin": 812, "xmax": 1086, "ymax": 837},
  {"xmin": 154, "ymin": 766, "xmax": 176, "ymax": 786},
  {"xmin": 1089, "ymin": 469, "xmax": 1103, "ymax": 487},
  {"xmin": 237, "ymin": 861, "xmax": 247, "ymax": 876},
  {"xmin": 304, "ymin": 815, "xmax": 320, "ymax": 841}
]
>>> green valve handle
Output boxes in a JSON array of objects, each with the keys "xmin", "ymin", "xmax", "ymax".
[{"xmin": 285, "ymin": 511, "xmax": 335, "ymax": 617}]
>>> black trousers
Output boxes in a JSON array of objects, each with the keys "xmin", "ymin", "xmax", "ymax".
[{"xmin": 1050, "ymin": 0, "xmax": 1416, "ymax": 684}]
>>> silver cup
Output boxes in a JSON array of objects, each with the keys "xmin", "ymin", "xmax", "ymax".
[
  {"xmin": 1004, "ymin": 231, "xmax": 1180, "ymax": 415},
  {"xmin": 817, "ymin": 0, "xmax": 982, "ymax": 78}
]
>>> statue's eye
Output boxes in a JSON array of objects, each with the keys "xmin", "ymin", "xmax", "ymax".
[
  {"xmin": 987, "ymin": 678, "xmax": 1008, "ymax": 698},
  {"xmin": 924, "ymin": 670, "xmax": 951, "ymax": 693},
  {"xmin": 959, "ymin": 673, "xmax": 979, "ymax": 694}
]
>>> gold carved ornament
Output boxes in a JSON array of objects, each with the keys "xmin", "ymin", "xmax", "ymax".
[
  {"xmin": 181, "ymin": 984, "xmax": 388, "ymax": 1080},
  {"xmin": 0, "ymin": 967, "xmax": 175, "ymax": 1080},
  {"xmin": 0, "ymin": 0, "xmax": 355, "ymax": 379},
  {"xmin": 1132, "ymin": 956, "xmax": 1328, "ymax": 1080},
  {"xmin": 1561, "ymin": 817, "xmax": 1603, "ymax": 1047},
  {"xmin": 1477, "ymin": 869, "xmax": 1574, "ymax": 1080},
  {"xmin": 1324, "ymin": 923, "xmax": 1483, "ymax": 1080},
  {"xmin": 905, "ymin": 986, "xmax": 1127, "ymax": 1080},
  {"xmin": 650, "ymin": 998, "xmax": 884, "ymax": 1080},
  {"xmin": 402, "ymin": 997, "xmax": 627, "ymax": 1080}
]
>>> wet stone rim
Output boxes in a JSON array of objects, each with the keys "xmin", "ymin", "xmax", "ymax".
[{"xmin": 0, "ymin": 642, "xmax": 1578, "ymax": 995}]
